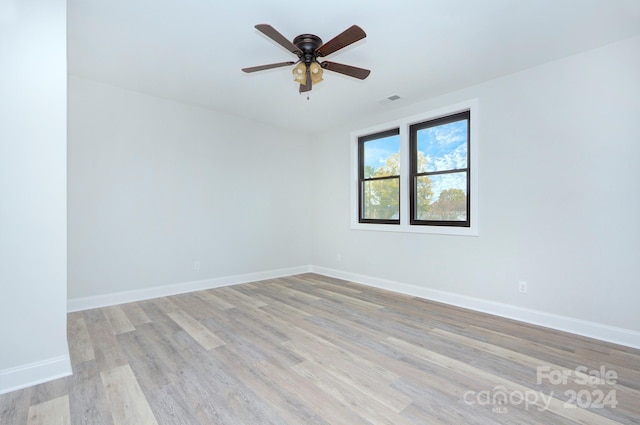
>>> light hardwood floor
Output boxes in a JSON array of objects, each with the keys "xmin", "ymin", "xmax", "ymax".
[{"xmin": 1, "ymin": 274, "xmax": 639, "ymax": 424}]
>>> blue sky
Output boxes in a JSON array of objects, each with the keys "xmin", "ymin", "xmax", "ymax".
[
  {"xmin": 363, "ymin": 119, "xmax": 468, "ymax": 201},
  {"xmin": 363, "ymin": 134, "xmax": 400, "ymax": 170},
  {"xmin": 417, "ymin": 120, "xmax": 468, "ymax": 172}
]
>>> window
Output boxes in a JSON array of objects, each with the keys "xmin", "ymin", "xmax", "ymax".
[
  {"xmin": 351, "ymin": 99, "xmax": 478, "ymax": 236},
  {"xmin": 358, "ymin": 129, "xmax": 400, "ymax": 224},
  {"xmin": 410, "ymin": 111, "xmax": 470, "ymax": 227}
]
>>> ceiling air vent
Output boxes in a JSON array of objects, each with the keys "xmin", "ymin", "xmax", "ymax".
[{"xmin": 377, "ymin": 94, "xmax": 402, "ymax": 105}]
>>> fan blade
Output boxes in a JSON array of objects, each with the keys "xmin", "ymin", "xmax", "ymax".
[
  {"xmin": 299, "ymin": 67, "xmax": 312, "ymax": 93},
  {"xmin": 255, "ymin": 24, "xmax": 302, "ymax": 56},
  {"xmin": 321, "ymin": 61, "xmax": 370, "ymax": 80},
  {"xmin": 242, "ymin": 61, "xmax": 295, "ymax": 73},
  {"xmin": 315, "ymin": 25, "xmax": 366, "ymax": 57}
]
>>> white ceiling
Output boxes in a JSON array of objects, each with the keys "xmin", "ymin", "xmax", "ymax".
[{"xmin": 67, "ymin": 0, "xmax": 640, "ymax": 135}]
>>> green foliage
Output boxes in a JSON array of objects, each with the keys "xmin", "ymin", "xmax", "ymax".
[
  {"xmin": 364, "ymin": 165, "xmax": 376, "ymax": 179},
  {"xmin": 429, "ymin": 188, "xmax": 467, "ymax": 220},
  {"xmin": 363, "ymin": 178, "xmax": 398, "ymax": 220},
  {"xmin": 363, "ymin": 152, "xmax": 433, "ymax": 220}
]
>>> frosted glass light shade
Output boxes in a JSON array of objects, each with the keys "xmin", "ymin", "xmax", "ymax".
[
  {"xmin": 309, "ymin": 62, "xmax": 323, "ymax": 84},
  {"xmin": 292, "ymin": 62, "xmax": 307, "ymax": 84}
]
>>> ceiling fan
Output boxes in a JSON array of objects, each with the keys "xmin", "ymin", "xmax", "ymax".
[{"xmin": 242, "ymin": 24, "xmax": 370, "ymax": 94}]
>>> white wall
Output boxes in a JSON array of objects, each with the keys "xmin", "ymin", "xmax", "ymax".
[
  {"xmin": 0, "ymin": 0, "xmax": 71, "ymax": 393},
  {"xmin": 66, "ymin": 36, "xmax": 640, "ymax": 347},
  {"xmin": 310, "ymin": 36, "xmax": 640, "ymax": 338},
  {"xmin": 68, "ymin": 77, "xmax": 312, "ymax": 300}
]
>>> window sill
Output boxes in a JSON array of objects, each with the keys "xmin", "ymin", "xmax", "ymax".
[{"xmin": 350, "ymin": 222, "xmax": 478, "ymax": 236}]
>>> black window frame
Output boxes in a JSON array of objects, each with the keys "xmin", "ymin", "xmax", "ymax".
[
  {"xmin": 409, "ymin": 110, "xmax": 471, "ymax": 227},
  {"xmin": 358, "ymin": 128, "xmax": 401, "ymax": 225}
]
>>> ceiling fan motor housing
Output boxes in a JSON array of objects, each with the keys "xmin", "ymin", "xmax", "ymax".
[{"xmin": 293, "ymin": 34, "xmax": 323, "ymax": 63}]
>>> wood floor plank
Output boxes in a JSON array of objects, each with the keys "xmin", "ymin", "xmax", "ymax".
[
  {"xmin": 222, "ymin": 308, "xmax": 304, "ymax": 367},
  {"xmin": 119, "ymin": 302, "xmax": 152, "ymax": 326},
  {"xmin": 167, "ymin": 310, "xmax": 225, "ymax": 350},
  {"xmin": 150, "ymin": 296, "xmax": 180, "ymax": 315},
  {"xmin": 103, "ymin": 306, "xmax": 136, "ymax": 335},
  {"xmin": 1, "ymin": 386, "xmax": 33, "ymax": 425},
  {"xmin": 282, "ymin": 339, "xmax": 412, "ymax": 412},
  {"xmin": 249, "ymin": 288, "xmax": 314, "ymax": 319},
  {"xmin": 262, "ymin": 303, "xmax": 403, "ymax": 382},
  {"xmin": 169, "ymin": 359, "xmax": 287, "ymax": 425},
  {"xmin": 196, "ymin": 289, "xmax": 235, "ymax": 310},
  {"xmin": 28, "ymin": 373, "xmax": 69, "ymax": 408},
  {"xmin": 209, "ymin": 346, "xmax": 330, "ymax": 425},
  {"xmin": 255, "ymin": 359, "xmax": 373, "ymax": 425},
  {"xmin": 214, "ymin": 286, "xmax": 268, "ymax": 309},
  {"xmin": 170, "ymin": 293, "xmax": 222, "ymax": 321},
  {"xmin": 258, "ymin": 279, "xmax": 323, "ymax": 304},
  {"xmin": 67, "ymin": 361, "xmax": 114, "ymax": 425},
  {"xmin": 67, "ymin": 313, "xmax": 95, "ymax": 365},
  {"xmin": 27, "ymin": 395, "xmax": 70, "ymax": 425},
  {"xmin": 255, "ymin": 302, "xmax": 402, "ymax": 383},
  {"xmin": 116, "ymin": 326, "xmax": 173, "ymax": 394},
  {"xmin": 314, "ymin": 287, "xmax": 384, "ymax": 310},
  {"xmin": 292, "ymin": 360, "xmax": 413, "ymax": 425},
  {"xmin": 144, "ymin": 382, "xmax": 201, "ymax": 425},
  {"xmin": 289, "ymin": 274, "xmax": 362, "ymax": 295},
  {"xmin": 100, "ymin": 364, "xmax": 158, "ymax": 425},
  {"xmin": 83, "ymin": 309, "xmax": 128, "ymax": 372}
]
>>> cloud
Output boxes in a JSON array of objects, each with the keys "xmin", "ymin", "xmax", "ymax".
[
  {"xmin": 417, "ymin": 120, "xmax": 468, "ymax": 173},
  {"xmin": 419, "ymin": 121, "xmax": 467, "ymax": 147},
  {"xmin": 426, "ymin": 143, "xmax": 467, "ymax": 172},
  {"xmin": 433, "ymin": 124, "xmax": 466, "ymax": 145},
  {"xmin": 363, "ymin": 136, "xmax": 400, "ymax": 169},
  {"xmin": 430, "ymin": 172, "xmax": 467, "ymax": 202}
]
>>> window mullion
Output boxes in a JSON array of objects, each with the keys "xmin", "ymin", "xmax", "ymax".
[
  {"xmin": 418, "ymin": 168, "xmax": 468, "ymax": 178},
  {"xmin": 363, "ymin": 175, "xmax": 399, "ymax": 182},
  {"xmin": 399, "ymin": 125, "xmax": 410, "ymax": 227}
]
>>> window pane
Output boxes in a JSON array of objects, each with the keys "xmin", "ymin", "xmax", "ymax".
[
  {"xmin": 362, "ymin": 178, "xmax": 399, "ymax": 220},
  {"xmin": 416, "ymin": 119, "xmax": 468, "ymax": 173},
  {"xmin": 415, "ymin": 173, "xmax": 467, "ymax": 221},
  {"xmin": 364, "ymin": 134, "xmax": 400, "ymax": 178}
]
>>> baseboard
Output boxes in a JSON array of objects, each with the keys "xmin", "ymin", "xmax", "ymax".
[
  {"xmin": 311, "ymin": 266, "xmax": 640, "ymax": 350},
  {"xmin": 0, "ymin": 355, "xmax": 72, "ymax": 395},
  {"xmin": 67, "ymin": 265, "xmax": 312, "ymax": 312},
  {"xmin": 66, "ymin": 264, "xmax": 640, "ymax": 349}
]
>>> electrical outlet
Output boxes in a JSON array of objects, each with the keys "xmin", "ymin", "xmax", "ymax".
[
  {"xmin": 336, "ymin": 254, "xmax": 342, "ymax": 263},
  {"xmin": 193, "ymin": 261, "xmax": 200, "ymax": 271},
  {"xmin": 518, "ymin": 281, "xmax": 528, "ymax": 294}
]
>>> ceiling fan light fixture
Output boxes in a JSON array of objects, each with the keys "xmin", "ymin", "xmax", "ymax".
[
  {"xmin": 309, "ymin": 61, "xmax": 323, "ymax": 85},
  {"xmin": 244, "ymin": 24, "xmax": 370, "ymax": 94},
  {"xmin": 292, "ymin": 62, "xmax": 307, "ymax": 84}
]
